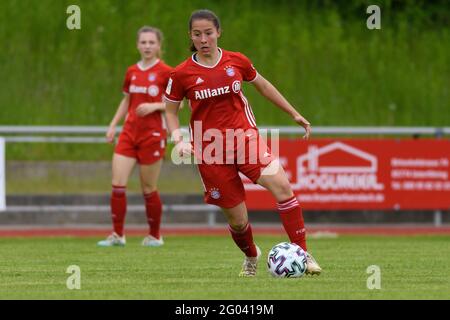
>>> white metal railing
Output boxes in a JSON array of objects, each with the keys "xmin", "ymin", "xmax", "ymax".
[
  {"xmin": 1, "ymin": 126, "xmax": 448, "ymax": 225},
  {"xmin": 5, "ymin": 204, "xmax": 221, "ymax": 226},
  {"xmin": 0, "ymin": 126, "xmax": 449, "ymax": 143}
]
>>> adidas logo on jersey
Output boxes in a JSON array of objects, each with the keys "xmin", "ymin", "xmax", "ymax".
[
  {"xmin": 194, "ymin": 86, "xmax": 230, "ymax": 100},
  {"xmin": 195, "ymin": 77, "xmax": 204, "ymax": 84}
]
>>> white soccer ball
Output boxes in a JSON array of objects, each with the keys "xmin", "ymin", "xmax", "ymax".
[{"xmin": 267, "ymin": 242, "xmax": 307, "ymax": 278}]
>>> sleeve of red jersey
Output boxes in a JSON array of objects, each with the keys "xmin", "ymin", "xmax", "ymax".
[
  {"xmin": 236, "ymin": 52, "xmax": 258, "ymax": 82},
  {"xmin": 162, "ymin": 67, "xmax": 173, "ymax": 94},
  {"xmin": 122, "ymin": 68, "xmax": 131, "ymax": 95},
  {"xmin": 164, "ymin": 70, "xmax": 185, "ymax": 103}
]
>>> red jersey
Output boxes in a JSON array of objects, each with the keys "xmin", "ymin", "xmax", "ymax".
[
  {"xmin": 122, "ymin": 59, "xmax": 172, "ymax": 137},
  {"xmin": 164, "ymin": 49, "xmax": 258, "ymax": 137}
]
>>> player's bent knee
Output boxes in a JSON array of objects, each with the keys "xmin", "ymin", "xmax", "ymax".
[
  {"xmin": 274, "ymin": 180, "xmax": 294, "ymax": 200},
  {"xmin": 229, "ymin": 221, "xmax": 248, "ymax": 232},
  {"xmin": 142, "ymin": 185, "xmax": 157, "ymax": 194},
  {"xmin": 227, "ymin": 214, "xmax": 248, "ymax": 231},
  {"xmin": 112, "ymin": 179, "xmax": 128, "ymax": 187},
  {"xmin": 112, "ymin": 172, "xmax": 130, "ymax": 187}
]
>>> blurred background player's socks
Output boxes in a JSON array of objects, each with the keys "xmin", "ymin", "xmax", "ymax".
[
  {"xmin": 229, "ymin": 223, "xmax": 258, "ymax": 257},
  {"xmin": 111, "ymin": 185, "xmax": 127, "ymax": 237},
  {"xmin": 144, "ymin": 191, "xmax": 162, "ymax": 239},
  {"xmin": 277, "ymin": 196, "xmax": 307, "ymax": 251}
]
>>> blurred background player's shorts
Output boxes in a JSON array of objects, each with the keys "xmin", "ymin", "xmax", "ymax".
[{"xmin": 115, "ymin": 130, "xmax": 166, "ymax": 165}]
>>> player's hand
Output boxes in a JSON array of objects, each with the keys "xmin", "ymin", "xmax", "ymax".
[
  {"xmin": 136, "ymin": 103, "xmax": 154, "ymax": 117},
  {"xmin": 175, "ymin": 141, "xmax": 193, "ymax": 158},
  {"xmin": 293, "ymin": 114, "xmax": 311, "ymax": 140},
  {"xmin": 106, "ymin": 126, "xmax": 116, "ymax": 144}
]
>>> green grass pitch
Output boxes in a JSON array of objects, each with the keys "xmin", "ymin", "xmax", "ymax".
[{"xmin": 0, "ymin": 235, "xmax": 449, "ymax": 299}]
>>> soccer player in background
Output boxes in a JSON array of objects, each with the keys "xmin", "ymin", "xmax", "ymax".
[
  {"xmin": 164, "ymin": 10, "xmax": 322, "ymax": 276},
  {"xmin": 98, "ymin": 26, "xmax": 172, "ymax": 247}
]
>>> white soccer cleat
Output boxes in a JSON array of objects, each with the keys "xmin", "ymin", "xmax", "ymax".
[
  {"xmin": 305, "ymin": 252, "xmax": 322, "ymax": 275},
  {"xmin": 142, "ymin": 235, "xmax": 164, "ymax": 247},
  {"xmin": 97, "ymin": 232, "xmax": 126, "ymax": 247},
  {"xmin": 239, "ymin": 245, "xmax": 261, "ymax": 277}
]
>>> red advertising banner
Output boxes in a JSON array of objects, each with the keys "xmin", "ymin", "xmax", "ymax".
[{"xmin": 243, "ymin": 139, "xmax": 450, "ymax": 210}]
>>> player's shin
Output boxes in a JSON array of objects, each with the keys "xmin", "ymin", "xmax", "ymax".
[
  {"xmin": 111, "ymin": 185, "xmax": 127, "ymax": 236},
  {"xmin": 144, "ymin": 191, "xmax": 162, "ymax": 239},
  {"xmin": 277, "ymin": 196, "xmax": 307, "ymax": 251},
  {"xmin": 228, "ymin": 223, "xmax": 258, "ymax": 257}
]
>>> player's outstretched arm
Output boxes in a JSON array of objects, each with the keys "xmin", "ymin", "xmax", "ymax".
[
  {"xmin": 106, "ymin": 95, "xmax": 130, "ymax": 143},
  {"xmin": 251, "ymin": 75, "xmax": 311, "ymax": 139}
]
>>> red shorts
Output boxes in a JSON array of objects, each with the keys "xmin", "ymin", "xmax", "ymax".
[
  {"xmin": 196, "ymin": 133, "xmax": 275, "ymax": 208},
  {"xmin": 115, "ymin": 130, "xmax": 166, "ymax": 165}
]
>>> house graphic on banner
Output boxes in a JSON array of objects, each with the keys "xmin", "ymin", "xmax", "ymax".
[{"xmin": 293, "ymin": 142, "xmax": 384, "ymax": 191}]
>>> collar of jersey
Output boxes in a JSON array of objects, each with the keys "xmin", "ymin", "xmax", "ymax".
[
  {"xmin": 137, "ymin": 59, "xmax": 160, "ymax": 71},
  {"xmin": 191, "ymin": 48, "xmax": 223, "ymax": 69}
]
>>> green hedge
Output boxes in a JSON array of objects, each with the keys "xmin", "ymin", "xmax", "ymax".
[{"xmin": 1, "ymin": 0, "xmax": 448, "ymax": 159}]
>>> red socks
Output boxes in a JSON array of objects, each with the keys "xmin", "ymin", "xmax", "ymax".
[
  {"xmin": 110, "ymin": 187, "xmax": 162, "ymax": 239},
  {"xmin": 229, "ymin": 223, "xmax": 258, "ymax": 257},
  {"xmin": 111, "ymin": 185, "xmax": 127, "ymax": 237},
  {"xmin": 144, "ymin": 191, "xmax": 162, "ymax": 239},
  {"xmin": 277, "ymin": 196, "xmax": 307, "ymax": 251}
]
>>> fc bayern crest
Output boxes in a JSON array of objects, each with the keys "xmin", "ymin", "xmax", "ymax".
[
  {"xmin": 210, "ymin": 188, "xmax": 221, "ymax": 199},
  {"xmin": 225, "ymin": 67, "xmax": 235, "ymax": 77},
  {"xmin": 148, "ymin": 85, "xmax": 159, "ymax": 97},
  {"xmin": 148, "ymin": 73, "xmax": 156, "ymax": 82}
]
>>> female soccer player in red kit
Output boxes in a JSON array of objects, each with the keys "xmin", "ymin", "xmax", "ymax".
[
  {"xmin": 164, "ymin": 10, "xmax": 321, "ymax": 276},
  {"xmin": 98, "ymin": 26, "xmax": 172, "ymax": 247}
]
